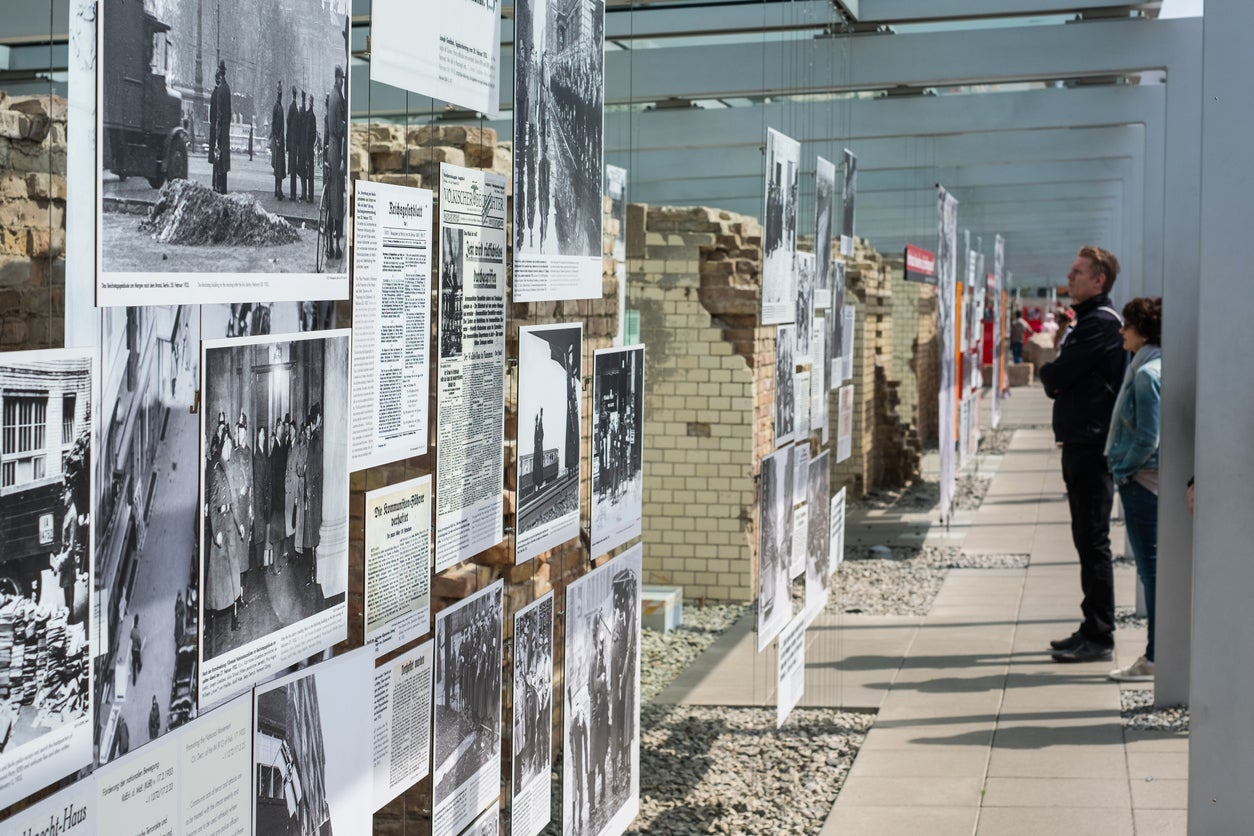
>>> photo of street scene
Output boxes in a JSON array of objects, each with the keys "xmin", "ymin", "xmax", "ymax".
[
  {"xmin": 95, "ymin": 306, "xmax": 200, "ymax": 765},
  {"xmin": 762, "ymin": 128, "xmax": 799, "ymax": 324},
  {"xmin": 511, "ymin": 591, "xmax": 553, "ymax": 836},
  {"xmin": 98, "ymin": 0, "xmax": 350, "ymax": 302},
  {"xmin": 774, "ymin": 325, "xmax": 796, "ymax": 448},
  {"xmin": 757, "ymin": 447, "xmax": 793, "ymax": 651},
  {"xmin": 203, "ymin": 302, "xmax": 337, "ymax": 338},
  {"xmin": 590, "ymin": 346, "xmax": 643, "ymax": 558}
]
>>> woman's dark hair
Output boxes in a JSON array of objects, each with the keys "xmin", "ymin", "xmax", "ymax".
[{"xmin": 1122, "ymin": 296, "xmax": 1162, "ymax": 346}]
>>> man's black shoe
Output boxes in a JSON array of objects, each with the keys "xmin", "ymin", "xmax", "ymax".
[
  {"xmin": 1050, "ymin": 631, "xmax": 1084, "ymax": 651},
  {"xmin": 1051, "ymin": 639, "xmax": 1113, "ymax": 663}
]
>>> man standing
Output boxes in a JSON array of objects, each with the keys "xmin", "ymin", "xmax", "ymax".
[
  {"xmin": 130, "ymin": 613, "xmax": 144, "ymax": 684},
  {"xmin": 270, "ymin": 82, "xmax": 286, "ymax": 200},
  {"xmin": 287, "ymin": 86, "xmax": 300, "ymax": 201},
  {"xmin": 304, "ymin": 92, "xmax": 318, "ymax": 203},
  {"xmin": 326, "ymin": 65, "xmax": 346, "ymax": 259},
  {"xmin": 208, "ymin": 61, "xmax": 231, "ymax": 193},
  {"xmin": 1039, "ymin": 246, "xmax": 1126, "ymax": 663}
]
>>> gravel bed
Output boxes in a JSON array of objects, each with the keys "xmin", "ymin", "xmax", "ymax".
[
  {"xmin": 978, "ymin": 426, "xmax": 1016, "ymax": 455},
  {"xmin": 626, "ymin": 706, "xmax": 873, "ymax": 835},
  {"xmin": 850, "ymin": 473, "xmax": 991, "ymax": 514},
  {"xmin": 1116, "ymin": 605, "xmax": 1147, "ymax": 630},
  {"xmin": 824, "ymin": 546, "xmax": 1028, "ymax": 616},
  {"xmin": 1121, "ymin": 689, "xmax": 1189, "ymax": 733},
  {"xmin": 640, "ymin": 603, "xmax": 750, "ymax": 703}
]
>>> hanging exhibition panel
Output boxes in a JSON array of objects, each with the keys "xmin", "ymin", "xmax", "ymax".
[
  {"xmin": 814, "ymin": 157, "xmax": 836, "ymax": 310},
  {"xmin": 432, "ymin": 580, "xmax": 504, "ymax": 836},
  {"xmin": 794, "ymin": 370, "xmax": 811, "ymax": 445},
  {"xmin": 829, "ymin": 262, "xmax": 847, "ymax": 390},
  {"xmin": 991, "ymin": 234, "xmax": 1006, "ymax": 429},
  {"xmin": 511, "ymin": 592, "xmax": 555, "ymax": 836},
  {"xmin": 790, "ymin": 441, "xmax": 809, "ymax": 580},
  {"xmin": 349, "ymin": 181, "xmax": 432, "ymax": 472},
  {"xmin": 829, "ymin": 487, "xmax": 847, "ymax": 575},
  {"xmin": 95, "ymin": 0, "xmax": 351, "ymax": 306},
  {"xmin": 198, "ymin": 330, "xmax": 352, "ymax": 709},
  {"xmin": 606, "ymin": 166, "xmax": 629, "ymax": 345},
  {"xmin": 94, "ymin": 307, "xmax": 199, "ymax": 766},
  {"xmin": 254, "ymin": 648, "xmax": 372, "ymax": 836},
  {"xmin": 372, "ymin": 639, "xmax": 435, "ymax": 811},
  {"xmin": 774, "ymin": 325, "xmax": 797, "ymax": 448},
  {"xmin": 840, "ymin": 149, "xmax": 857, "ymax": 258},
  {"xmin": 512, "ymin": 0, "xmax": 606, "ymax": 302},
  {"xmin": 795, "ymin": 252, "xmax": 816, "ymax": 364},
  {"xmin": 757, "ymin": 448, "xmax": 794, "ymax": 652},
  {"xmin": 0, "ymin": 348, "xmax": 95, "ymax": 811},
  {"xmin": 516, "ymin": 324, "xmax": 584, "ymax": 563},
  {"xmin": 776, "ymin": 612, "xmax": 807, "ymax": 729},
  {"xmin": 937, "ymin": 186, "xmax": 961, "ymax": 522},
  {"xmin": 562, "ymin": 546, "xmax": 641, "ymax": 836},
  {"xmin": 435, "ymin": 164, "xmax": 508, "ymax": 572},
  {"xmin": 811, "ymin": 317, "xmax": 829, "ymax": 444},
  {"xmin": 836, "ymin": 384, "xmax": 854, "ymax": 463},
  {"xmin": 804, "ymin": 450, "xmax": 831, "ymax": 624},
  {"xmin": 364, "ymin": 476, "xmax": 433, "ymax": 659},
  {"xmin": 841, "ymin": 305, "xmax": 855, "ymax": 383},
  {"xmin": 370, "ymin": 0, "xmax": 502, "ymax": 115},
  {"xmin": 762, "ymin": 128, "xmax": 801, "ymax": 325},
  {"xmin": 590, "ymin": 346, "xmax": 645, "ymax": 559},
  {"xmin": 7, "ymin": 775, "xmax": 93, "ymax": 836}
]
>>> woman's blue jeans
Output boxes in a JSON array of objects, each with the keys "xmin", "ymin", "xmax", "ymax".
[{"xmin": 1119, "ymin": 480, "xmax": 1159, "ymax": 662}]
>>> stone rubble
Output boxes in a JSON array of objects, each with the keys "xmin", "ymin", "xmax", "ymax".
[{"xmin": 1121, "ymin": 689, "xmax": 1189, "ymax": 733}]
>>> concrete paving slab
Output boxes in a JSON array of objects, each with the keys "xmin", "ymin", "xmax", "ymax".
[
  {"xmin": 820, "ymin": 804, "xmax": 979, "ymax": 836},
  {"xmin": 836, "ymin": 774, "xmax": 985, "ymax": 807},
  {"xmin": 975, "ymin": 806, "xmax": 1134, "ymax": 836}
]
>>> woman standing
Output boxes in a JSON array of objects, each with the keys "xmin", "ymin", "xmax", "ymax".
[{"xmin": 1106, "ymin": 296, "xmax": 1162, "ymax": 682}]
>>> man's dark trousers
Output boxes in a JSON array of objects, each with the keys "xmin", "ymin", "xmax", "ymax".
[{"xmin": 1061, "ymin": 443, "xmax": 1115, "ymax": 646}]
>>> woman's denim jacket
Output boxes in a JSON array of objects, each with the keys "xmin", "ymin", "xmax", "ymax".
[{"xmin": 1106, "ymin": 357, "xmax": 1161, "ymax": 483}]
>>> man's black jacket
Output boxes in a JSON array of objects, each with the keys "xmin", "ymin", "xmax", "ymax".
[{"xmin": 1038, "ymin": 293, "xmax": 1126, "ymax": 446}]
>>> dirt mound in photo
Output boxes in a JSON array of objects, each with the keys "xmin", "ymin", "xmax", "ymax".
[{"xmin": 139, "ymin": 180, "xmax": 301, "ymax": 246}]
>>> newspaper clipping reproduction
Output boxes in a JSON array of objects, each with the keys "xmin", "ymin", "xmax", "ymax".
[
  {"xmin": 830, "ymin": 487, "xmax": 847, "ymax": 575},
  {"xmin": 810, "ymin": 318, "xmax": 828, "ymax": 444},
  {"xmin": 96, "ymin": 0, "xmax": 351, "ymax": 305},
  {"xmin": 516, "ymin": 324, "xmax": 583, "ymax": 563},
  {"xmin": 254, "ymin": 648, "xmax": 372, "ymax": 836},
  {"xmin": 370, "ymin": 0, "xmax": 502, "ymax": 115},
  {"xmin": 0, "ymin": 348, "xmax": 94, "ymax": 812},
  {"xmin": 762, "ymin": 128, "xmax": 800, "ymax": 325},
  {"xmin": 841, "ymin": 305, "xmax": 855, "ymax": 383},
  {"xmin": 836, "ymin": 385, "xmax": 854, "ymax": 464},
  {"xmin": 365, "ymin": 476, "xmax": 432, "ymax": 658},
  {"xmin": 790, "ymin": 442, "xmax": 809, "ymax": 580},
  {"xmin": 432, "ymin": 579, "xmax": 503, "ymax": 836},
  {"xmin": 511, "ymin": 592, "xmax": 554, "ymax": 836},
  {"xmin": 757, "ymin": 447, "xmax": 793, "ymax": 652},
  {"xmin": 435, "ymin": 164, "xmax": 507, "ymax": 572},
  {"xmin": 563, "ymin": 546, "xmax": 641, "ymax": 836},
  {"xmin": 590, "ymin": 346, "xmax": 644, "ymax": 559},
  {"xmin": 776, "ymin": 612, "xmax": 806, "ymax": 728},
  {"xmin": 93, "ymin": 307, "xmax": 199, "ymax": 768},
  {"xmin": 350, "ymin": 180, "xmax": 432, "ymax": 472},
  {"xmin": 372, "ymin": 639, "xmax": 434, "ymax": 811},
  {"xmin": 606, "ymin": 166, "xmax": 628, "ymax": 344},
  {"xmin": 513, "ymin": 0, "xmax": 606, "ymax": 301},
  {"xmin": 198, "ymin": 330, "xmax": 351, "ymax": 709}
]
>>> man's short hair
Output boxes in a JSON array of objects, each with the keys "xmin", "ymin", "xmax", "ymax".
[{"xmin": 1077, "ymin": 245, "xmax": 1120, "ymax": 293}]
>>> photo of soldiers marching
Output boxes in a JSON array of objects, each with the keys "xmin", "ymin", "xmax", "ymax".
[
  {"xmin": 563, "ymin": 548, "xmax": 641, "ymax": 836},
  {"xmin": 99, "ymin": 0, "xmax": 350, "ymax": 278},
  {"xmin": 433, "ymin": 581, "xmax": 504, "ymax": 835},
  {"xmin": 514, "ymin": 0, "xmax": 605, "ymax": 259},
  {"xmin": 94, "ymin": 306, "xmax": 200, "ymax": 765},
  {"xmin": 0, "ymin": 351, "xmax": 92, "ymax": 776},
  {"xmin": 512, "ymin": 593, "xmax": 553, "ymax": 796}
]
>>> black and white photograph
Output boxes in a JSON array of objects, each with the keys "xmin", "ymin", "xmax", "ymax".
[
  {"xmin": 804, "ymin": 450, "xmax": 831, "ymax": 624},
  {"xmin": 837, "ymin": 384, "xmax": 854, "ymax": 464},
  {"xmin": 516, "ymin": 324, "xmax": 583, "ymax": 563},
  {"xmin": 203, "ymin": 302, "xmax": 337, "ymax": 338},
  {"xmin": 511, "ymin": 592, "xmax": 554, "ymax": 836},
  {"xmin": 255, "ymin": 648, "xmax": 372, "ymax": 836},
  {"xmin": 795, "ymin": 370, "xmax": 811, "ymax": 443},
  {"xmin": 756, "ymin": 448, "xmax": 793, "ymax": 653},
  {"xmin": 937, "ymin": 186, "xmax": 960, "ymax": 520},
  {"xmin": 513, "ymin": 0, "xmax": 606, "ymax": 302},
  {"xmin": 563, "ymin": 545, "xmax": 641, "ymax": 836},
  {"xmin": 606, "ymin": 165, "xmax": 628, "ymax": 343},
  {"xmin": 440, "ymin": 227, "xmax": 466, "ymax": 360},
  {"xmin": 840, "ymin": 148, "xmax": 857, "ymax": 258},
  {"xmin": 199, "ymin": 330, "xmax": 350, "ymax": 708},
  {"xmin": 790, "ymin": 441, "xmax": 809, "ymax": 580},
  {"xmin": 95, "ymin": 306, "xmax": 200, "ymax": 766},
  {"xmin": 795, "ymin": 252, "xmax": 815, "ymax": 364},
  {"xmin": 433, "ymin": 580, "xmax": 504, "ymax": 836},
  {"xmin": 0, "ymin": 348, "xmax": 94, "ymax": 811},
  {"xmin": 829, "ymin": 261, "xmax": 846, "ymax": 391},
  {"xmin": 810, "ymin": 317, "xmax": 828, "ymax": 444},
  {"xmin": 773, "ymin": 324, "xmax": 796, "ymax": 448},
  {"xmin": 841, "ymin": 305, "xmax": 856, "ymax": 383},
  {"xmin": 465, "ymin": 804, "xmax": 501, "ymax": 836},
  {"xmin": 762, "ymin": 128, "xmax": 800, "ymax": 324},
  {"xmin": 590, "ymin": 346, "xmax": 644, "ymax": 558},
  {"xmin": 814, "ymin": 156, "xmax": 836, "ymax": 309},
  {"xmin": 97, "ymin": 0, "xmax": 351, "ymax": 305}
]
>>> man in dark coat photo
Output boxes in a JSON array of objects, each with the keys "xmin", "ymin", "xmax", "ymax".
[
  {"xmin": 304, "ymin": 92, "xmax": 318, "ymax": 203},
  {"xmin": 287, "ymin": 85, "xmax": 300, "ymax": 201},
  {"xmin": 208, "ymin": 61, "xmax": 231, "ymax": 193},
  {"xmin": 327, "ymin": 65, "xmax": 346, "ymax": 259},
  {"xmin": 270, "ymin": 82, "xmax": 286, "ymax": 199}
]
